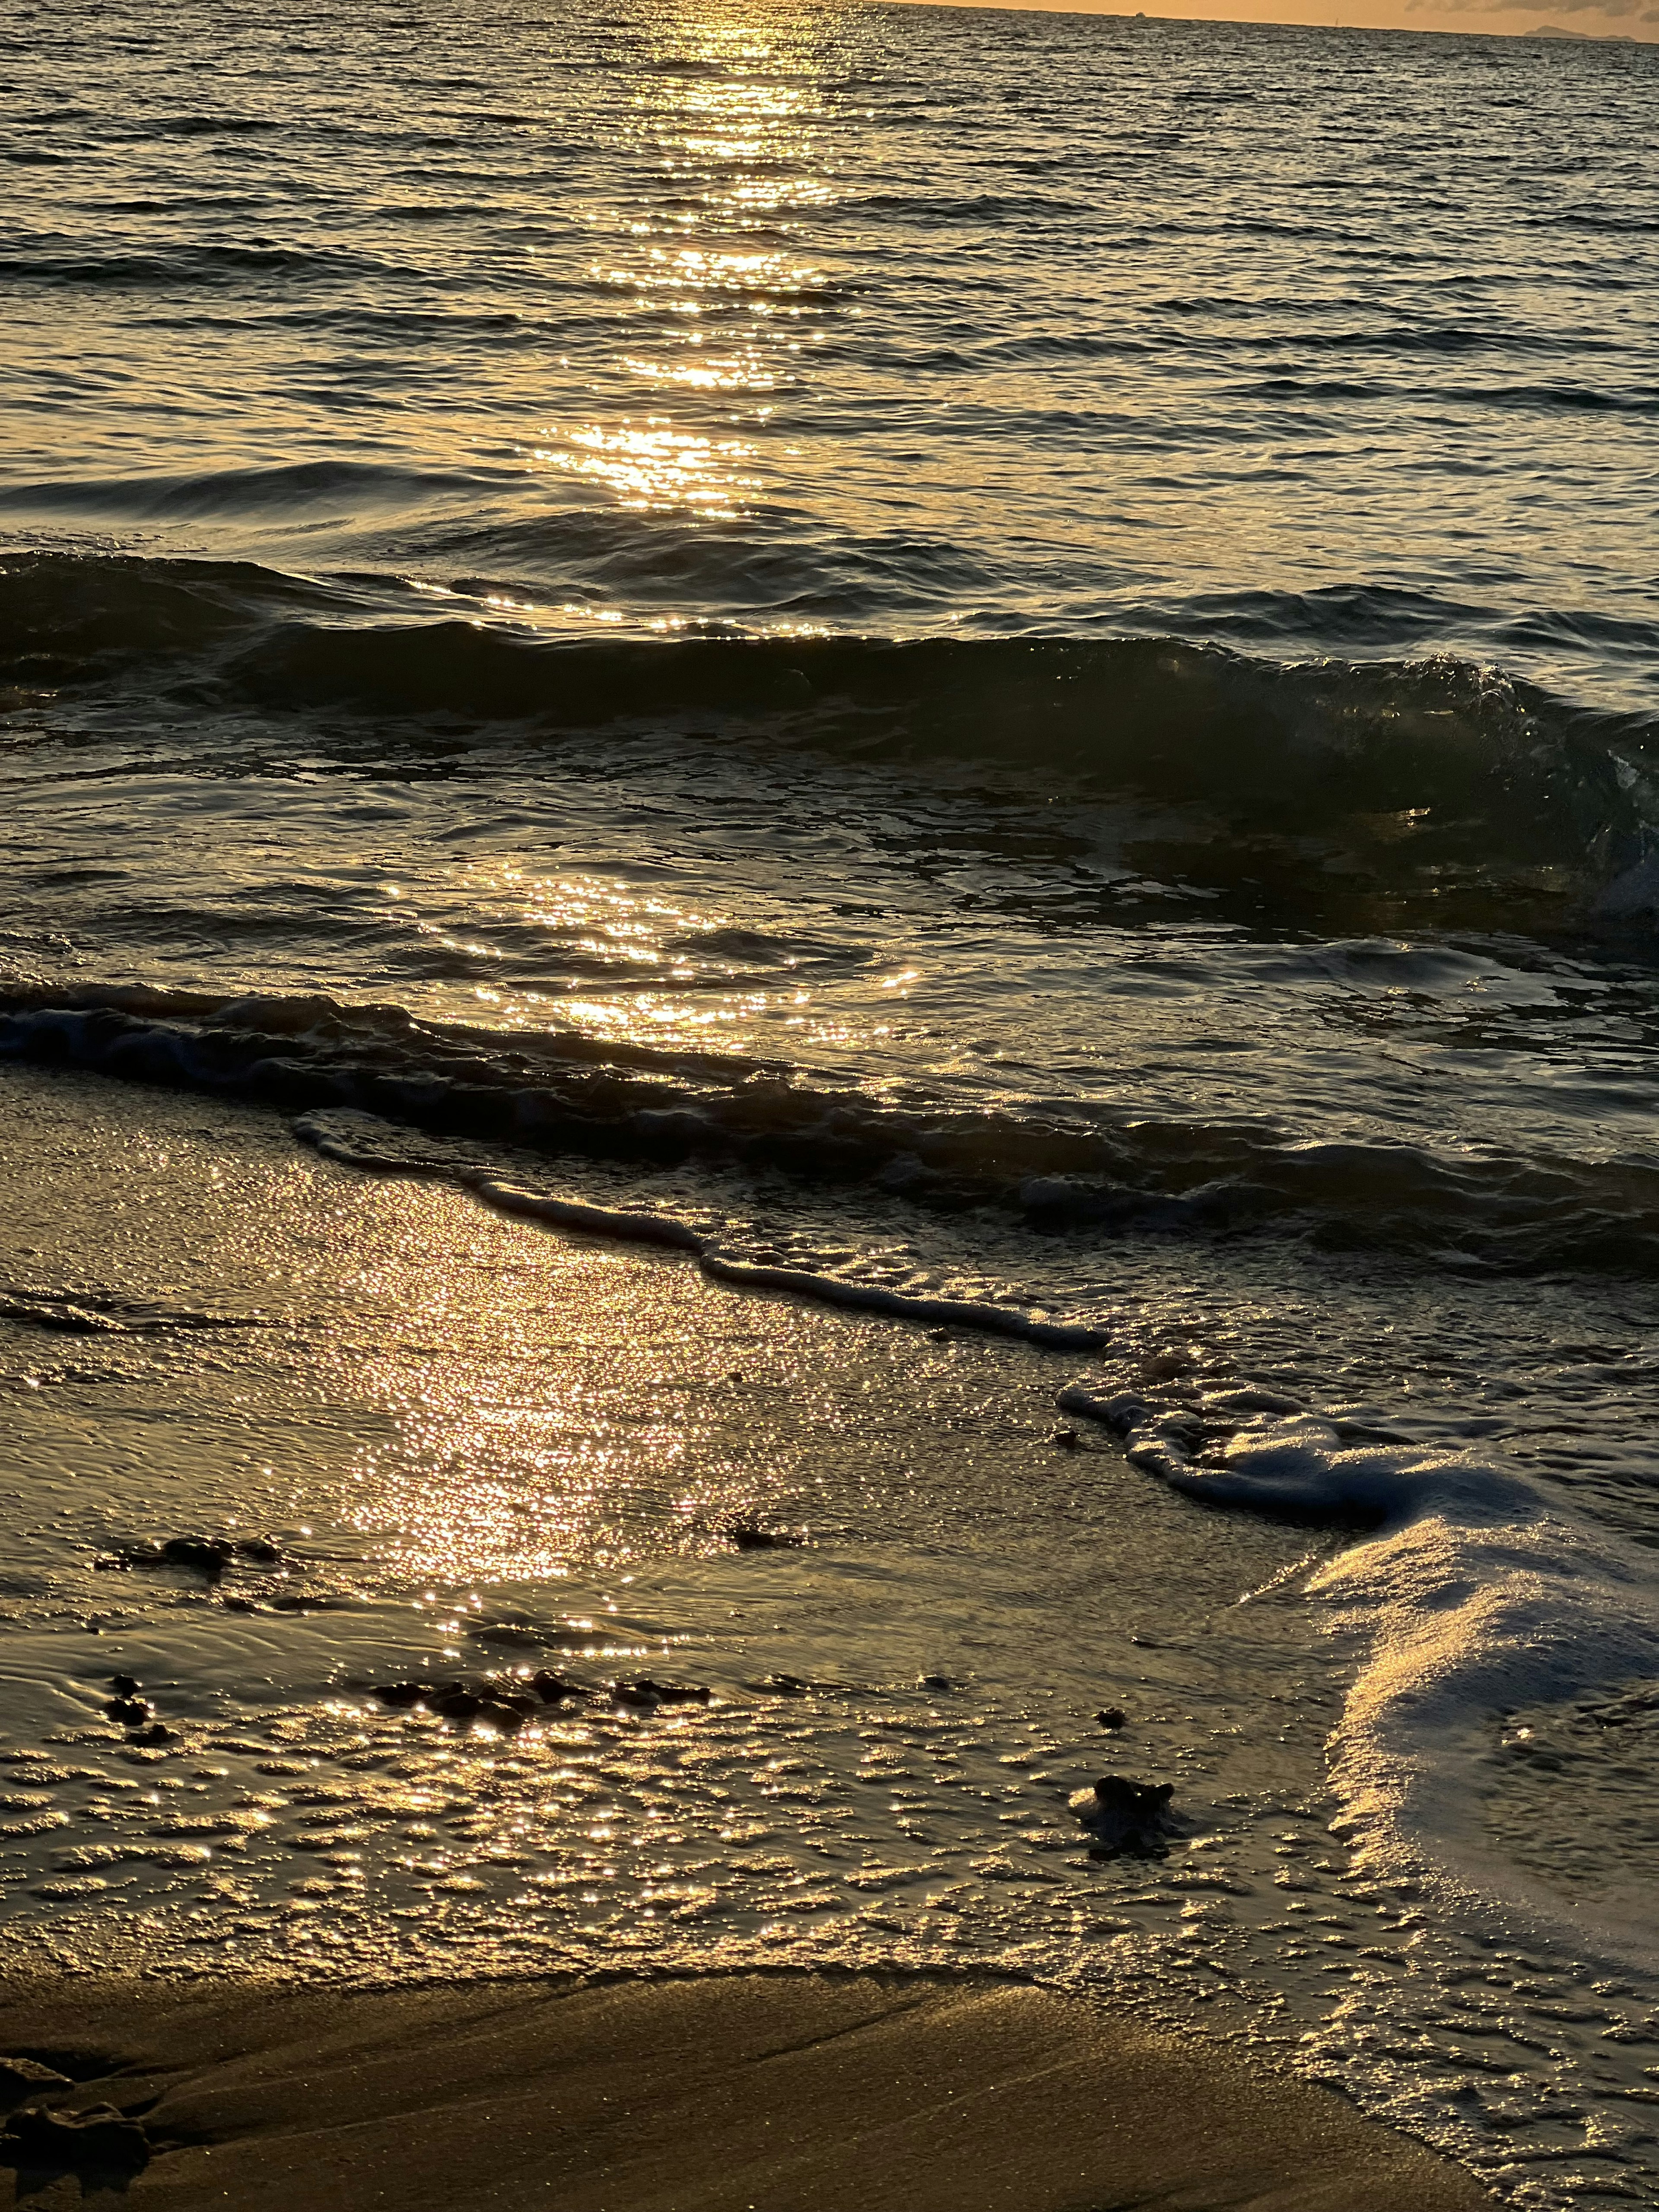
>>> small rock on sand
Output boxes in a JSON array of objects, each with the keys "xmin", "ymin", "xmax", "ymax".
[
  {"xmin": 370, "ymin": 1682, "xmax": 434, "ymax": 1710},
  {"xmin": 1068, "ymin": 1774, "xmax": 1174, "ymax": 1853},
  {"xmin": 159, "ymin": 1537, "xmax": 237, "ymax": 1579},
  {"xmin": 725, "ymin": 1520, "xmax": 806, "ymax": 1551},
  {"xmin": 530, "ymin": 1670, "xmax": 583, "ymax": 1703}
]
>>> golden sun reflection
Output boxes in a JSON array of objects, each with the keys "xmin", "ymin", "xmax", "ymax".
[
  {"xmin": 374, "ymin": 861, "xmax": 870, "ymax": 1055},
  {"xmin": 337, "ymin": 1210, "xmax": 724, "ymax": 1586},
  {"xmin": 319, "ymin": 1174, "xmax": 855, "ymax": 1597},
  {"xmin": 530, "ymin": 3, "xmax": 838, "ymax": 515},
  {"xmin": 537, "ymin": 418, "xmax": 763, "ymax": 516}
]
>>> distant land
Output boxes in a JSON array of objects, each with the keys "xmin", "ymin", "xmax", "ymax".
[{"xmin": 946, "ymin": 4, "xmax": 1654, "ymax": 42}]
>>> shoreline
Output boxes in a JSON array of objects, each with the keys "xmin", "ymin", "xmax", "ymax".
[
  {"xmin": 0, "ymin": 1967, "xmax": 1497, "ymax": 2210},
  {"xmin": 0, "ymin": 1056, "xmax": 1504, "ymax": 2207}
]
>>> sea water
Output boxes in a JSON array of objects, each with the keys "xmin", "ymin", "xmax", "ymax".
[{"xmin": 2, "ymin": 2, "xmax": 1659, "ymax": 2202}]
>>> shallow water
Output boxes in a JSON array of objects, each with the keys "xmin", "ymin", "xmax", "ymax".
[{"xmin": 3, "ymin": 1, "xmax": 1659, "ymax": 2203}]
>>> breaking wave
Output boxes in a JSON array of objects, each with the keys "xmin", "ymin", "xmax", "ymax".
[
  {"xmin": 1058, "ymin": 1370, "xmax": 1659, "ymax": 1969},
  {"xmin": 3, "ymin": 550, "xmax": 1657, "ymax": 915}
]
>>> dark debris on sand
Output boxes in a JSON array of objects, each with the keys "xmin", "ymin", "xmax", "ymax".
[
  {"xmin": 723, "ymin": 1519, "xmax": 808, "ymax": 1551},
  {"xmin": 95, "ymin": 1532, "xmax": 287, "ymax": 1583},
  {"xmin": 0, "ymin": 2098, "xmax": 151, "ymax": 2186},
  {"xmin": 366, "ymin": 1671, "xmax": 713, "ymax": 1728},
  {"xmin": 1068, "ymin": 1774, "xmax": 1176, "ymax": 1856}
]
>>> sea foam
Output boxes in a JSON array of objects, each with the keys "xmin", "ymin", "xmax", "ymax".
[{"xmin": 1061, "ymin": 1376, "xmax": 1659, "ymax": 1965}]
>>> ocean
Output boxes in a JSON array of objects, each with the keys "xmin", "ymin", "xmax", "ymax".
[{"xmin": 3, "ymin": 0, "xmax": 1658, "ymax": 2201}]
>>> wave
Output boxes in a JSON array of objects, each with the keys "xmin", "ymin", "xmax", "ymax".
[
  {"xmin": 424, "ymin": 1171, "xmax": 1103, "ymax": 1350},
  {"xmin": 3, "ymin": 551, "xmax": 1657, "ymax": 929},
  {"xmin": 0, "ymin": 461, "xmax": 493, "ymax": 521},
  {"xmin": 1058, "ymin": 1372, "xmax": 1659, "ymax": 1966},
  {"xmin": 0, "ymin": 241, "xmax": 413, "ymax": 289},
  {"xmin": 3, "ymin": 984, "xmax": 1659, "ymax": 1273}
]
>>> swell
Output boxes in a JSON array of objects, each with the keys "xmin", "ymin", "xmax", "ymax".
[
  {"xmin": 3, "ymin": 553, "xmax": 1657, "ymax": 908},
  {"xmin": 3, "ymin": 983, "xmax": 1657, "ymax": 1274}
]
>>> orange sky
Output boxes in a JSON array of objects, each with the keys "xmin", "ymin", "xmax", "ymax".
[{"xmin": 897, "ymin": 0, "xmax": 1656, "ymax": 45}]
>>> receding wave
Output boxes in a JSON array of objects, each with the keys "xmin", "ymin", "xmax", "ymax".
[{"xmin": 2, "ymin": 982, "xmax": 1657, "ymax": 1273}]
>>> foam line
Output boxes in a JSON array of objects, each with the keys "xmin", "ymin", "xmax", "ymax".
[
  {"xmin": 292, "ymin": 1120, "xmax": 1106, "ymax": 1351},
  {"xmin": 472, "ymin": 1178, "xmax": 706, "ymax": 1252},
  {"xmin": 10, "ymin": 983, "xmax": 1659, "ymax": 1270},
  {"xmin": 696, "ymin": 1248, "xmax": 1106, "ymax": 1348}
]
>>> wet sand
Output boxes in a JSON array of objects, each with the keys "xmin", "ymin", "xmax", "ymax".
[
  {"xmin": 0, "ymin": 1969, "xmax": 1495, "ymax": 2211},
  {"xmin": 0, "ymin": 1064, "xmax": 1492, "ymax": 2209}
]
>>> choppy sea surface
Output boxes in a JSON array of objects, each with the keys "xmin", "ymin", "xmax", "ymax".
[{"xmin": 3, "ymin": 0, "xmax": 1659, "ymax": 2201}]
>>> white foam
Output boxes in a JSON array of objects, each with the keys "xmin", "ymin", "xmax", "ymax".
[
  {"xmin": 475, "ymin": 1178, "xmax": 706, "ymax": 1252},
  {"xmin": 697, "ymin": 1248, "xmax": 1104, "ymax": 1347},
  {"xmin": 1061, "ymin": 1377, "xmax": 1659, "ymax": 1967},
  {"xmin": 1312, "ymin": 1480, "xmax": 1659, "ymax": 1944}
]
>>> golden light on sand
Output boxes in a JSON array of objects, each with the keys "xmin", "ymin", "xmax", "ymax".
[{"xmin": 324, "ymin": 1185, "xmax": 772, "ymax": 1586}]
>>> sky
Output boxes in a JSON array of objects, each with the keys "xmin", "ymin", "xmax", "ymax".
[{"xmin": 899, "ymin": 0, "xmax": 1656, "ymax": 44}]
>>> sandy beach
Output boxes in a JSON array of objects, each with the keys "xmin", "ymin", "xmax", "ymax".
[
  {"xmin": 0, "ymin": 1062, "xmax": 1509, "ymax": 2207},
  {"xmin": 0, "ymin": 1968, "xmax": 1497, "ymax": 2210}
]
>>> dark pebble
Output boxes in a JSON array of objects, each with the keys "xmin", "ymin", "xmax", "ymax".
[
  {"xmin": 108, "ymin": 1673, "xmax": 140, "ymax": 1697},
  {"xmin": 1069, "ymin": 1773, "xmax": 1175, "ymax": 1855},
  {"xmin": 529, "ymin": 1670, "xmax": 583, "ymax": 1703},
  {"xmin": 470, "ymin": 1698, "xmax": 527, "ymax": 1734},
  {"xmin": 158, "ymin": 1537, "xmax": 236, "ymax": 1580},
  {"xmin": 127, "ymin": 1723, "xmax": 173, "ymax": 1746},
  {"xmin": 370, "ymin": 1683, "xmax": 434, "ymax": 1710},
  {"xmin": 429, "ymin": 1688, "xmax": 482, "ymax": 1722},
  {"xmin": 235, "ymin": 1538, "xmax": 282, "ymax": 1564},
  {"xmin": 612, "ymin": 1680, "xmax": 662, "ymax": 1708},
  {"xmin": 104, "ymin": 1696, "xmax": 151, "ymax": 1726},
  {"xmin": 1096, "ymin": 1707, "xmax": 1128, "ymax": 1730},
  {"xmin": 1048, "ymin": 1428, "xmax": 1080, "ymax": 1449},
  {"xmin": 608, "ymin": 1678, "xmax": 708, "ymax": 1709},
  {"xmin": 725, "ymin": 1521, "xmax": 805, "ymax": 1551},
  {"xmin": 918, "ymin": 1673, "xmax": 953, "ymax": 1691}
]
